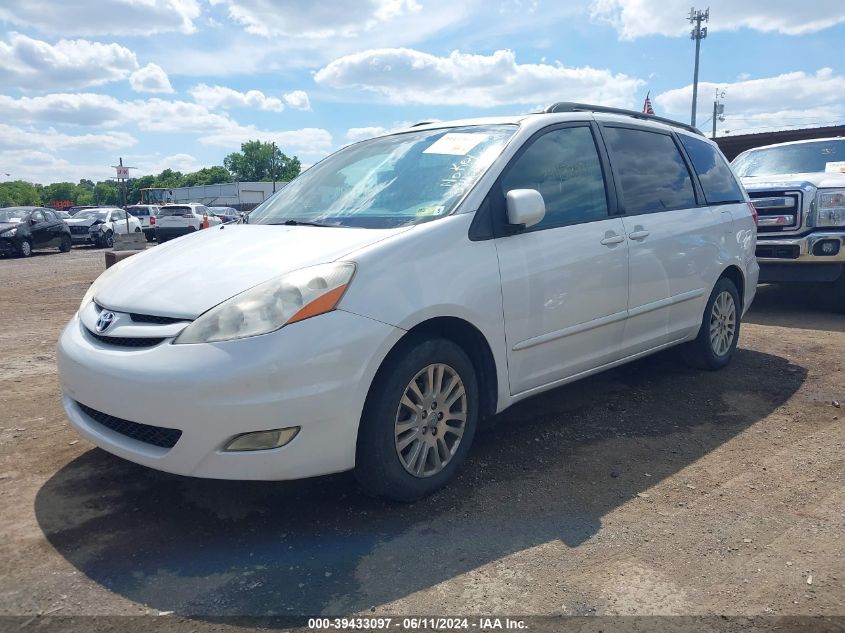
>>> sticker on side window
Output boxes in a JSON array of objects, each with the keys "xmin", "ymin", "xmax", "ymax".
[
  {"xmin": 423, "ymin": 133, "xmax": 488, "ymax": 156},
  {"xmin": 825, "ymin": 161, "xmax": 845, "ymax": 173}
]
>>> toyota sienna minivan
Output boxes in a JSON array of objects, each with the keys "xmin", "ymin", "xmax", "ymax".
[{"xmin": 58, "ymin": 103, "xmax": 758, "ymax": 501}]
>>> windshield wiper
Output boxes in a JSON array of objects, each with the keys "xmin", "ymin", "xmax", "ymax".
[{"xmin": 268, "ymin": 219, "xmax": 335, "ymax": 228}]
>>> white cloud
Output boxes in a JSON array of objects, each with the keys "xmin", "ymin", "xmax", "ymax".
[
  {"xmin": 315, "ymin": 48, "xmax": 643, "ymax": 108},
  {"xmin": 591, "ymin": 0, "xmax": 845, "ymax": 39},
  {"xmin": 0, "ymin": 32, "xmax": 138, "ymax": 90},
  {"xmin": 209, "ymin": 0, "xmax": 421, "ymax": 38},
  {"xmin": 0, "ymin": 149, "xmax": 115, "ymax": 183},
  {"xmin": 0, "ymin": 93, "xmax": 332, "ymax": 159},
  {"xmin": 283, "ymin": 90, "xmax": 311, "ymax": 111},
  {"xmin": 189, "ymin": 84, "xmax": 284, "ymax": 112},
  {"xmin": 0, "ymin": 0, "xmax": 201, "ymax": 36},
  {"xmin": 199, "ymin": 126, "xmax": 333, "ymax": 157},
  {"xmin": 129, "ymin": 63, "xmax": 174, "ymax": 94},
  {"xmin": 655, "ymin": 68, "xmax": 845, "ymax": 135},
  {"xmin": 345, "ymin": 122, "xmax": 417, "ymax": 142},
  {"xmin": 0, "ymin": 123, "xmax": 136, "ymax": 152},
  {"xmin": 346, "ymin": 127, "xmax": 392, "ymax": 142}
]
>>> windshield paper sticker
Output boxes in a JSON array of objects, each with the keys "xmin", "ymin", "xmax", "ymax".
[
  {"xmin": 424, "ymin": 133, "xmax": 488, "ymax": 156},
  {"xmin": 825, "ymin": 161, "xmax": 845, "ymax": 173}
]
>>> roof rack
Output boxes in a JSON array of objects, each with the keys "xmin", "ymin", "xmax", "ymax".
[{"xmin": 544, "ymin": 102, "xmax": 703, "ymax": 136}]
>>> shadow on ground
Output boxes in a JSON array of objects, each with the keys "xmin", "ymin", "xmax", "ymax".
[
  {"xmin": 36, "ymin": 348, "xmax": 805, "ymax": 616},
  {"xmin": 745, "ymin": 284, "xmax": 844, "ymax": 332}
]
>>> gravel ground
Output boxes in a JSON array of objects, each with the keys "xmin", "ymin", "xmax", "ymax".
[{"xmin": 0, "ymin": 246, "xmax": 842, "ymax": 627}]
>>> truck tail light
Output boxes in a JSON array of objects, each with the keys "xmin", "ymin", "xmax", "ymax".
[
  {"xmin": 150, "ymin": 215, "xmax": 155, "ymax": 225},
  {"xmin": 747, "ymin": 202, "xmax": 758, "ymax": 225}
]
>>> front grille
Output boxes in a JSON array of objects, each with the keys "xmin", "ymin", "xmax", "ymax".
[
  {"xmin": 85, "ymin": 328, "xmax": 164, "ymax": 348},
  {"xmin": 129, "ymin": 312, "xmax": 186, "ymax": 325},
  {"xmin": 749, "ymin": 191, "xmax": 802, "ymax": 233},
  {"xmin": 70, "ymin": 226, "xmax": 89, "ymax": 234},
  {"xmin": 76, "ymin": 402, "xmax": 181, "ymax": 448}
]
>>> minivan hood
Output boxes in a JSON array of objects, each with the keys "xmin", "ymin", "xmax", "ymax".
[{"xmin": 94, "ymin": 224, "xmax": 409, "ymax": 318}]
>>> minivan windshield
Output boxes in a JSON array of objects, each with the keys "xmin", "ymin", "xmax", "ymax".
[
  {"xmin": 732, "ymin": 139, "xmax": 845, "ymax": 177},
  {"xmin": 248, "ymin": 125, "xmax": 516, "ymax": 229}
]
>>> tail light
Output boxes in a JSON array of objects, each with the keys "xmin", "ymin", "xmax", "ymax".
[
  {"xmin": 747, "ymin": 202, "xmax": 758, "ymax": 226},
  {"xmin": 150, "ymin": 215, "xmax": 155, "ymax": 225}
]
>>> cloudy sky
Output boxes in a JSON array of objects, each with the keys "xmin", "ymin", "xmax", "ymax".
[{"xmin": 1, "ymin": 0, "xmax": 843, "ymax": 183}]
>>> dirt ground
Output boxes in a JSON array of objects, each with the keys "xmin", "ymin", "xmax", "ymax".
[{"xmin": 0, "ymin": 247, "xmax": 843, "ymax": 627}]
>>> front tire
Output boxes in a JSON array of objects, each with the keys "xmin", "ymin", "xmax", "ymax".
[
  {"xmin": 684, "ymin": 277, "xmax": 741, "ymax": 370},
  {"xmin": 99, "ymin": 231, "xmax": 114, "ymax": 248},
  {"xmin": 18, "ymin": 239, "xmax": 32, "ymax": 257},
  {"xmin": 355, "ymin": 335, "xmax": 479, "ymax": 502}
]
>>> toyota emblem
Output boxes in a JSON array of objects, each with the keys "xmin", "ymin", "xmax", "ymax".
[{"xmin": 95, "ymin": 311, "xmax": 116, "ymax": 333}]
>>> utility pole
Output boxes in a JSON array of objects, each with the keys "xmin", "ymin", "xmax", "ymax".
[
  {"xmin": 271, "ymin": 141, "xmax": 276, "ymax": 193},
  {"xmin": 688, "ymin": 7, "xmax": 709, "ymax": 127},
  {"xmin": 712, "ymin": 89, "xmax": 725, "ymax": 139},
  {"xmin": 111, "ymin": 157, "xmax": 136, "ymax": 234}
]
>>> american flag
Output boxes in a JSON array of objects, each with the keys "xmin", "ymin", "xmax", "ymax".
[{"xmin": 642, "ymin": 92, "xmax": 655, "ymax": 115}]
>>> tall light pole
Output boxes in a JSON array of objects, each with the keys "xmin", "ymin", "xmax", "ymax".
[
  {"xmin": 688, "ymin": 7, "xmax": 709, "ymax": 127},
  {"xmin": 712, "ymin": 89, "xmax": 725, "ymax": 139}
]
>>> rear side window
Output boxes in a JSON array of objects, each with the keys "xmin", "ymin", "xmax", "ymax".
[
  {"xmin": 679, "ymin": 135, "xmax": 744, "ymax": 204},
  {"xmin": 604, "ymin": 127, "xmax": 697, "ymax": 214},
  {"xmin": 43, "ymin": 210, "xmax": 57, "ymax": 221},
  {"xmin": 501, "ymin": 126, "xmax": 609, "ymax": 230}
]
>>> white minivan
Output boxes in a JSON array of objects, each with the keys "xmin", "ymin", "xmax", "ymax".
[{"xmin": 57, "ymin": 104, "xmax": 758, "ymax": 501}]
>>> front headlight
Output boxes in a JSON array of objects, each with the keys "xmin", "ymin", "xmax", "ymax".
[
  {"xmin": 1, "ymin": 228, "xmax": 16, "ymax": 237},
  {"xmin": 816, "ymin": 189, "xmax": 845, "ymax": 227},
  {"xmin": 174, "ymin": 262, "xmax": 356, "ymax": 345}
]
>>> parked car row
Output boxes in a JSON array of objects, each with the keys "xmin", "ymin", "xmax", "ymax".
[{"xmin": 0, "ymin": 203, "xmax": 242, "ymax": 257}]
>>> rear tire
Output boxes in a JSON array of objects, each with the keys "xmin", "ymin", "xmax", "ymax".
[
  {"xmin": 59, "ymin": 234, "xmax": 72, "ymax": 252},
  {"xmin": 683, "ymin": 277, "xmax": 741, "ymax": 370},
  {"xmin": 355, "ymin": 335, "xmax": 479, "ymax": 502}
]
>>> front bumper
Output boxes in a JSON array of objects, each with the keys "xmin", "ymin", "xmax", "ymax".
[
  {"xmin": 156, "ymin": 226, "xmax": 196, "ymax": 240},
  {"xmin": 756, "ymin": 231, "xmax": 845, "ymax": 263},
  {"xmin": 0, "ymin": 236, "xmax": 19, "ymax": 255},
  {"xmin": 57, "ymin": 309, "xmax": 403, "ymax": 480}
]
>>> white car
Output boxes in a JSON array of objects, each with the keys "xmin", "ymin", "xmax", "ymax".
[
  {"xmin": 57, "ymin": 104, "xmax": 758, "ymax": 501},
  {"xmin": 65, "ymin": 207, "xmax": 143, "ymax": 248},
  {"xmin": 126, "ymin": 204, "xmax": 160, "ymax": 242},
  {"xmin": 155, "ymin": 203, "xmax": 222, "ymax": 242}
]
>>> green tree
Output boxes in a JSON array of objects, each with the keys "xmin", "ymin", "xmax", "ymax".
[
  {"xmin": 0, "ymin": 180, "xmax": 41, "ymax": 206},
  {"xmin": 41, "ymin": 182, "xmax": 77, "ymax": 205},
  {"xmin": 224, "ymin": 140, "xmax": 300, "ymax": 182},
  {"xmin": 93, "ymin": 182, "xmax": 120, "ymax": 205},
  {"xmin": 182, "ymin": 166, "xmax": 232, "ymax": 187},
  {"xmin": 155, "ymin": 169, "xmax": 184, "ymax": 188},
  {"xmin": 77, "ymin": 178, "xmax": 95, "ymax": 192}
]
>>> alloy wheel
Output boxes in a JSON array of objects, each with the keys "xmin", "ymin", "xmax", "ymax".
[
  {"xmin": 709, "ymin": 290, "xmax": 736, "ymax": 357},
  {"xmin": 394, "ymin": 363, "xmax": 467, "ymax": 478}
]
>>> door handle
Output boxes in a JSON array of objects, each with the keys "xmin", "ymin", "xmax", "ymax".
[
  {"xmin": 628, "ymin": 229, "xmax": 650, "ymax": 240},
  {"xmin": 600, "ymin": 232, "xmax": 625, "ymax": 246}
]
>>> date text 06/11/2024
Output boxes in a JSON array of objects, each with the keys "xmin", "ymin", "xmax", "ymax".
[{"xmin": 307, "ymin": 617, "xmax": 528, "ymax": 630}]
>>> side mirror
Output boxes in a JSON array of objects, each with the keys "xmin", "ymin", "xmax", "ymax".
[{"xmin": 505, "ymin": 189, "xmax": 545, "ymax": 229}]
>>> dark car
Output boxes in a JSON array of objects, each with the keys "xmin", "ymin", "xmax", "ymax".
[
  {"xmin": 208, "ymin": 206, "xmax": 240, "ymax": 224},
  {"xmin": 0, "ymin": 207, "xmax": 72, "ymax": 257}
]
